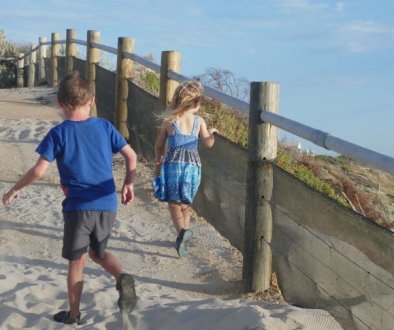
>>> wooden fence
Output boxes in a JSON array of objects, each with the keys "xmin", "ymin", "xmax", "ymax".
[{"xmin": 10, "ymin": 28, "xmax": 394, "ymax": 329}]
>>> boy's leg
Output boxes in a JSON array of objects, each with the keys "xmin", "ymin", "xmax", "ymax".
[
  {"xmin": 67, "ymin": 253, "xmax": 88, "ymax": 319},
  {"xmin": 56, "ymin": 212, "xmax": 93, "ymax": 324},
  {"xmin": 89, "ymin": 249, "xmax": 137, "ymax": 312},
  {"xmin": 89, "ymin": 249, "xmax": 122, "ymax": 281},
  {"xmin": 89, "ymin": 212, "xmax": 137, "ymax": 313}
]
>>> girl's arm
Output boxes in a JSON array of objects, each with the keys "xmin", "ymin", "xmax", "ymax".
[
  {"xmin": 199, "ymin": 118, "xmax": 218, "ymax": 148},
  {"xmin": 119, "ymin": 144, "xmax": 137, "ymax": 205},
  {"xmin": 154, "ymin": 123, "xmax": 168, "ymax": 175},
  {"xmin": 2, "ymin": 156, "xmax": 50, "ymax": 205}
]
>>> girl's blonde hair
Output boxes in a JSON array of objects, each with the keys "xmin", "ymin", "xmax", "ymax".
[{"xmin": 160, "ymin": 80, "xmax": 203, "ymax": 122}]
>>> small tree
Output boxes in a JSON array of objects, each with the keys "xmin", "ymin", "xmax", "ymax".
[
  {"xmin": 191, "ymin": 67, "xmax": 250, "ymax": 146},
  {"xmin": 0, "ymin": 30, "xmax": 31, "ymax": 88},
  {"xmin": 195, "ymin": 67, "xmax": 250, "ymax": 101}
]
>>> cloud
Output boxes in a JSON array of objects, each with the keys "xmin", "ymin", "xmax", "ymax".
[
  {"xmin": 312, "ymin": 73, "xmax": 369, "ymax": 87},
  {"xmin": 274, "ymin": 0, "xmax": 330, "ymax": 12},
  {"xmin": 335, "ymin": 2, "xmax": 346, "ymax": 12},
  {"xmin": 336, "ymin": 20, "xmax": 394, "ymax": 53}
]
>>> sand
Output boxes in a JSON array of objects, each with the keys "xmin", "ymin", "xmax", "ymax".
[{"xmin": 0, "ymin": 86, "xmax": 343, "ymax": 329}]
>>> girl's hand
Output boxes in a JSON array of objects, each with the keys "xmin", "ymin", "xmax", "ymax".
[
  {"xmin": 208, "ymin": 128, "xmax": 218, "ymax": 135},
  {"xmin": 155, "ymin": 163, "xmax": 161, "ymax": 177},
  {"xmin": 2, "ymin": 189, "xmax": 19, "ymax": 205}
]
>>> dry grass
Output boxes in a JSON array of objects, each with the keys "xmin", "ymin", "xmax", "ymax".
[{"xmin": 242, "ymin": 273, "xmax": 286, "ymax": 304}]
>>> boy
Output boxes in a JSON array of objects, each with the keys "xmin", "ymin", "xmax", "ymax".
[{"xmin": 2, "ymin": 71, "xmax": 137, "ymax": 325}]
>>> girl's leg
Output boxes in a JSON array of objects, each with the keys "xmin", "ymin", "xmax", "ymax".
[
  {"xmin": 180, "ymin": 204, "xmax": 190, "ymax": 229},
  {"xmin": 169, "ymin": 202, "xmax": 193, "ymax": 257},
  {"xmin": 168, "ymin": 202, "xmax": 184, "ymax": 233}
]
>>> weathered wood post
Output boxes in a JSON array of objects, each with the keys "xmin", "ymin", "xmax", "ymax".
[
  {"xmin": 114, "ymin": 37, "xmax": 134, "ymax": 139},
  {"xmin": 50, "ymin": 32, "xmax": 60, "ymax": 87},
  {"xmin": 159, "ymin": 51, "xmax": 181, "ymax": 112},
  {"xmin": 17, "ymin": 53, "xmax": 24, "ymax": 88},
  {"xmin": 27, "ymin": 46, "xmax": 36, "ymax": 88},
  {"xmin": 242, "ymin": 81, "xmax": 280, "ymax": 292},
  {"xmin": 86, "ymin": 30, "xmax": 100, "ymax": 117},
  {"xmin": 38, "ymin": 37, "xmax": 47, "ymax": 84},
  {"xmin": 66, "ymin": 29, "xmax": 77, "ymax": 74}
]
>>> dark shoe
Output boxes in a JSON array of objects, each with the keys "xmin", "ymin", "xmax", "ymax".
[
  {"xmin": 116, "ymin": 273, "xmax": 137, "ymax": 313},
  {"xmin": 176, "ymin": 229, "xmax": 193, "ymax": 257},
  {"xmin": 53, "ymin": 310, "xmax": 81, "ymax": 325}
]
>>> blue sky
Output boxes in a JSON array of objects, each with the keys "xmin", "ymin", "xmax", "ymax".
[{"xmin": 1, "ymin": 0, "xmax": 393, "ymax": 157}]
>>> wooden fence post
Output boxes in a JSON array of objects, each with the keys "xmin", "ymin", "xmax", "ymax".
[
  {"xmin": 38, "ymin": 37, "xmax": 47, "ymax": 84},
  {"xmin": 242, "ymin": 81, "xmax": 280, "ymax": 293},
  {"xmin": 66, "ymin": 29, "xmax": 77, "ymax": 74},
  {"xmin": 51, "ymin": 32, "xmax": 60, "ymax": 87},
  {"xmin": 27, "ymin": 46, "xmax": 36, "ymax": 88},
  {"xmin": 17, "ymin": 53, "xmax": 24, "ymax": 88},
  {"xmin": 86, "ymin": 30, "xmax": 100, "ymax": 117},
  {"xmin": 159, "ymin": 51, "xmax": 181, "ymax": 112},
  {"xmin": 114, "ymin": 37, "xmax": 134, "ymax": 139}
]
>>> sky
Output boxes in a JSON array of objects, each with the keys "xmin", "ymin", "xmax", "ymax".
[{"xmin": 1, "ymin": 0, "xmax": 393, "ymax": 157}]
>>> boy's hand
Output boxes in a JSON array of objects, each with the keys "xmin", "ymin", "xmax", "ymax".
[
  {"xmin": 2, "ymin": 189, "xmax": 19, "ymax": 205},
  {"xmin": 121, "ymin": 183, "xmax": 134, "ymax": 205}
]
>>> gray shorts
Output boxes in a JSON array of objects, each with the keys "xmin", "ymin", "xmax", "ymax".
[{"xmin": 62, "ymin": 211, "xmax": 115, "ymax": 261}]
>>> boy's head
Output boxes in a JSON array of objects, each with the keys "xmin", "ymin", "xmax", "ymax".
[{"xmin": 57, "ymin": 71, "xmax": 93, "ymax": 111}]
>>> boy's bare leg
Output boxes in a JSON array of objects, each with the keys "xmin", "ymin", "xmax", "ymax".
[
  {"xmin": 67, "ymin": 253, "xmax": 88, "ymax": 318},
  {"xmin": 168, "ymin": 202, "xmax": 184, "ymax": 233},
  {"xmin": 89, "ymin": 249, "xmax": 123, "ymax": 281},
  {"xmin": 180, "ymin": 204, "xmax": 190, "ymax": 229},
  {"xmin": 89, "ymin": 249, "xmax": 137, "ymax": 313}
]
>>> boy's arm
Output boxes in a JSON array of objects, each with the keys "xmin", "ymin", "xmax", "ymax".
[
  {"xmin": 2, "ymin": 156, "xmax": 50, "ymax": 205},
  {"xmin": 119, "ymin": 144, "xmax": 137, "ymax": 205}
]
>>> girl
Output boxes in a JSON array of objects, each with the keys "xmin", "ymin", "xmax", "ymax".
[{"xmin": 154, "ymin": 80, "xmax": 217, "ymax": 257}]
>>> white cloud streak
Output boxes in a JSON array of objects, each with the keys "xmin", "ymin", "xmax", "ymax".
[{"xmin": 336, "ymin": 20, "xmax": 394, "ymax": 53}]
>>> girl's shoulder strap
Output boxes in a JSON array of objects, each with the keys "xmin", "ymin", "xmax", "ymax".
[
  {"xmin": 191, "ymin": 115, "xmax": 200, "ymax": 136},
  {"xmin": 171, "ymin": 120, "xmax": 181, "ymax": 134}
]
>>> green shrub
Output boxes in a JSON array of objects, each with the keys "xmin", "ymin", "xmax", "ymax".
[
  {"xmin": 201, "ymin": 99, "xmax": 248, "ymax": 148},
  {"xmin": 201, "ymin": 99, "xmax": 349, "ymax": 207},
  {"xmin": 140, "ymin": 70, "xmax": 159, "ymax": 94}
]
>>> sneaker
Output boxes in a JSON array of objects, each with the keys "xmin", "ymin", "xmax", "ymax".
[
  {"xmin": 176, "ymin": 229, "xmax": 193, "ymax": 257},
  {"xmin": 116, "ymin": 273, "xmax": 137, "ymax": 313},
  {"xmin": 53, "ymin": 310, "xmax": 81, "ymax": 325}
]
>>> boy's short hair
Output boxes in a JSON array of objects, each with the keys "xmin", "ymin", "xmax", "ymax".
[{"xmin": 57, "ymin": 71, "xmax": 93, "ymax": 110}]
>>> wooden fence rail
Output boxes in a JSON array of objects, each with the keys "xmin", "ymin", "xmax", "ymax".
[{"xmin": 13, "ymin": 29, "xmax": 394, "ymax": 296}]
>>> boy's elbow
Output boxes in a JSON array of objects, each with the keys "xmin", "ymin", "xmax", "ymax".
[
  {"xmin": 31, "ymin": 167, "xmax": 45, "ymax": 180},
  {"xmin": 122, "ymin": 145, "xmax": 137, "ymax": 159},
  {"xmin": 129, "ymin": 147, "xmax": 137, "ymax": 160}
]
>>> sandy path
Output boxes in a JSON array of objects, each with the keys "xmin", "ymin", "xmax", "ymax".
[{"xmin": 0, "ymin": 86, "xmax": 343, "ymax": 329}]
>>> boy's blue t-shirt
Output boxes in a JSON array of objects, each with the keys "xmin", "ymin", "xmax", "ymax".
[{"xmin": 36, "ymin": 117, "xmax": 127, "ymax": 212}]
